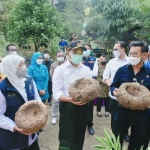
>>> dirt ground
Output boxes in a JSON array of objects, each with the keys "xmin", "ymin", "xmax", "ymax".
[{"xmin": 38, "ymin": 105, "xmax": 127, "ymax": 150}]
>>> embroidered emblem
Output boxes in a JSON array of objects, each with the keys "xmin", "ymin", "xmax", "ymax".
[
  {"xmin": 7, "ymin": 92, "xmax": 16, "ymax": 98},
  {"xmin": 133, "ymin": 78, "xmax": 137, "ymax": 82},
  {"xmin": 141, "ymin": 80, "xmax": 144, "ymax": 85},
  {"xmin": 29, "ymin": 84, "xmax": 32, "ymax": 90}
]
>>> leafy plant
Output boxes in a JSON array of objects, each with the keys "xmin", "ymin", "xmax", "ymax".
[
  {"xmin": 6, "ymin": 0, "xmax": 62, "ymax": 52},
  {"xmin": 92, "ymin": 128, "xmax": 150, "ymax": 150}
]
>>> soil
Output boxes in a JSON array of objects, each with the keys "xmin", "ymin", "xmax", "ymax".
[{"xmin": 38, "ymin": 105, "xmax": 127, "ymax": 150}]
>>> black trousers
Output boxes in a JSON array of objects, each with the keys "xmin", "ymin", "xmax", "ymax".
[
  {"xmin": 97, "ymin": 97, "xmax": 109, "ymax": 112},
  {"xmin": 113, "ymin": 116, "xmax": 147, "ymax": 150},
  {"xmin": 21, "ymin": 139, "xmax": 40, "ymax": 150},
  {"xmin": 109, "ymin": 97, "xmax": 118, "ymax": 132},
  {"xmin": 0, "ymin": 139, "xmax": 40, "ymax": 150},
  {"xmin": 48, "ymin": 81, "xmax": 52, "ymax": 102},
  {"xmin": 59, "ymin": 102, "xmax": 88, "ymax": 150},
  {"xmin": 143, "ymin": 114, "xmax": 150, "ymax": 150},
  {"xmin": 87, "ymin": 100, "xmax": 94, "ymax": 127}
]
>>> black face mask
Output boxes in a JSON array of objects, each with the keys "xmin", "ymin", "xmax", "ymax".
[{"xmin": 101, "ymin": 61, "xmax": 107, "ymax": 65}]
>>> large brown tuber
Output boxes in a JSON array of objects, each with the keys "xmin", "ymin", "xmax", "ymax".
[
  {"xmin": 68, "ymin": 78, "xmax": 101, "ymax": 102},
  {"xmin": 15, "ymin": 101, "xmax": 48, "ymax": 133},
  {"xmin": 116, "ymin": 82, "xmax": 150, "ymax": 110}
]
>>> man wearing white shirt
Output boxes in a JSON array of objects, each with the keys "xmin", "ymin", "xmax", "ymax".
[
  {"xmin": 53, "ymin": 40, "xmax": 92, "ymax": 150},
  {"xmin": 103, "ymin": 41, "xmax": 130, "ymax": 141}
]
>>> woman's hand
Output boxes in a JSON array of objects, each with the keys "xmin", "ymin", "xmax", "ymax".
[
  {"xmin": 39, "ymin": 90, "xmax": 45, "ymax": 95},
  {"xmin": 14, "ymin": 126, "xmax": 34, "ymax": 135}
]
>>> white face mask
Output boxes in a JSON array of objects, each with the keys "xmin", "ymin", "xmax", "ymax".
[
  {"xmin": 44, "ymin": 54, "xmax": 50, "ymax": 59},
  {"xmin": 57, "ymin": 57, "xmax": 64, "ymax": 62},
  {"xmin": 128, "ymin": 57, "xmax": 141, "ymax": 65},
  {"xmin": 83, "ymin": 50, "xmax": 91, "ymax": 57},
  {"xmin": 10, "ymin": 51, "xmax": 17, "ymax": 55},
  {"xmin": 36, "ymin": 59, "xmax": 43, "ymax": 65},
  {"xmin": 113, "ymin": 51, "xmax": 121, "ymax": 58}
]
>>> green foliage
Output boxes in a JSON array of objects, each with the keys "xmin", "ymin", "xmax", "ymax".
[
  {"xmin": 93, "ymin": 128, "xmax": 123, "ymax": 150},
  {"xmin": 131, "ymin": 0, "xmax": 150, "ymax": 43},
  {"xmin": 0, "ymin": 0, "xmax": 19, "ymax": 35},
  {"xmin": 6, "ymin": 0, "xmax": 62, "ymax": 51},
  {"xmin": 87, "ymin": 0, "xmax": 140, "ymax": 48},
  {"xmin": 93, "ymin": 128, "xmax": 150, "ymax": 150},
  {"xmin": 57, "ymin": 0, "xmax": 86, "ymax": 39}
]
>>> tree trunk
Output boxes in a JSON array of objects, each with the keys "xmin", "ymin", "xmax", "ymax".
[{"xmin": 34, "ymin": 42, "xmax": 38, "ymax": 52}]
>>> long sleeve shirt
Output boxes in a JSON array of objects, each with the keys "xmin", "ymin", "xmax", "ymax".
[
  {"xmin": 50, "ymin": 61, "xmax": 61, "ymax": 80},
  {"xmin": 110, "ymin": 64, "xmax": 150, "ymax": 124},
  {"xmin": 52, "ymin": 60, "xmax": 92, "ymax": 102},
  {"xmin": 0, "ymin": 80, "xmax": 41, "ymax": 146},
  {"xmin": 103, "ymin": 57, "xmax": 128, "ymax": 99}
]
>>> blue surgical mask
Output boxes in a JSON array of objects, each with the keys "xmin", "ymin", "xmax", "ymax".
[
  {"xmin": 71, "ymin": 54, "xmax": 83, "ymax": 64},
  {"xmin": 83, "ymin": 50, "xmax": 91, "ymax": 57}
]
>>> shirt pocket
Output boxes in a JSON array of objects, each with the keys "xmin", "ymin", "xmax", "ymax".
[{"xmin": 120, "ymin": 77, "xmax": 129, "ymax": 84}]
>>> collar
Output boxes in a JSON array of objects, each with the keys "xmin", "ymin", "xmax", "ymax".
[
  {"xmin": 126, "ymin": 63, "xmax": 146, "ymax": 71},
  {"xmin": 116, "ymin": 56, "xmax": 128, "ymax": 61},
  {"xmin": 66, "ymin": 60, "xmax": 83, "ymax": 68}
]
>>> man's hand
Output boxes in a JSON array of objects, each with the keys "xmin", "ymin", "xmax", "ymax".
[
  {"xmin": 71, "ymin": 100, "xmax": 87, "ymax": 106},
  {"xmin": 39, "ymin": 90, "xmax": 45, "ymax": 95},
  {"xmin": 59, "ymin": 95, "xmax": 87, "ymax": 105},
  {"xmin": 14, "ymin": 126, "xmax": 33, "ymax": 135},
  {"xmin": 113, "ymin": 88, "xmax": 118, "ymax": 96}
]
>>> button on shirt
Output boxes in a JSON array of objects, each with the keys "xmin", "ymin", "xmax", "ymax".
[
  {"xmin": 53, "ymin": 60, "xmax": 92, "ymax": 101},
  {"xmin": 103, "ymin": 57, "xmax": 129, "ymax": 99},
  {"xmin": 0, "ymin": 80, "xmax": 41, "ymax": 146}
]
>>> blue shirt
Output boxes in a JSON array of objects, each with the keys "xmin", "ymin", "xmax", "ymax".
[
  {"xmin": 82, "ymin": 56, "xmax": 96, "ymax": 71},
  {"xmin": 28, "ymin": 52, "xmax": 49, "ymax": 101},
  {"xmin": 59, "ymin": 41, "xmax": 68, "ymax": 47},
  {"xmin": 110, "ymin": 64, "xmax": 150, "ymax": 124},
  {"xmin": 145, "ymin": 60, "xmax": 150, "ymax": 69}
]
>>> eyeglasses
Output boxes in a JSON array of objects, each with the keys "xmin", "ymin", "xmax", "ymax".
[
  {"xmin": 128, "ymin": 52, "xmax": 138, "ymax": 57},
  {"xmin": 113, "ymin": 49, "xmax": 121, "ymax": 51},
  {"xmin": 9, "ymin": 49, "xmax": 17, "ymax": 52},
  {"xmin": 57, "ymin": 55, "xmax": 64, "ymax": 58}
]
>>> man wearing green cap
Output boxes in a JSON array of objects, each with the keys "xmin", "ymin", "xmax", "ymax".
[{"xmin": 53, "ymin": 40, "xmax": 92, "ymax": 150}]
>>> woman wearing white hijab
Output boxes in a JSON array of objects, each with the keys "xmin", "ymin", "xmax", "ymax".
[{"xmin": 0, "ymin": 55, "xmax": 41, "ymax": 150}]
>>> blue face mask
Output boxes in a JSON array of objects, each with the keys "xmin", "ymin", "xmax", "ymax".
[
  {"xmin": 71, "ymin": 54, "xmax": 83, "ymax": 64},
  {"xmin": 83, "ymin": 50, "xmax": 91, "ymax": 57}
]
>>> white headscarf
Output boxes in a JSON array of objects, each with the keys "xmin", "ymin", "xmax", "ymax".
[{"xmin": 1, "ymin": 55, "xmax": 28, "ymax": 101}]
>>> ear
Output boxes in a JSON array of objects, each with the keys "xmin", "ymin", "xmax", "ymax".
[{"xmin": 142, "ymin": 52, "xmax": 148, "ymax": 61}]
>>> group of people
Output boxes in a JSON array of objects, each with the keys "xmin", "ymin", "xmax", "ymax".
[{"xmin": 0, "ymin": 39, "xmax": 150, "ymax": 150}]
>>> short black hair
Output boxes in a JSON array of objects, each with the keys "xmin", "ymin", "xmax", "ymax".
[
  {"xmin": 56, "ymin": 50, "xmax": 63, "ymax": 55},
  {"xmin": 43, "ymin": 50, "xmax": 50, "ymax": 54},
  {"xmin": 129, "ymin": 41, "xmax": 148, "ymax": 53},
  {"xmin": 115, "ymin": 41, "xmax": 126, "ymax": 50},
  {"xmin": 6, "ymin": 44, "xmax": 16, "ymax": 51}
]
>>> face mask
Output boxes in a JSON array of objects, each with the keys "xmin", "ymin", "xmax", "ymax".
[
  {"xmin": 10, "ymin": 51, "xmax": 17, "ymax": 55},
  {"xmin": 57, "ymin": 57, "xmax": 64, "ymax": 62},
  {"xmin": 36, "ymin": 59, "xmax": 43, "ymax": 65},
  {"xmin": 128, "ymin": 57, "xmax": 141, "ymax": 65},
  {"xmin": 113, "ymin": 51, "xmax": 121, "ymax": 58},
  {"xmin": 101, "ymin": 61, "xmax": 107, "ymax": 65},
  {"xmin": 44, "ymin": 54, "xmax": 50, "ymax": 59},
  {"xmin": 71, "ymin": 54, "xmax": 83, "ymax": 65},
  {"xmin": 83, "ymin": 50, "xmax": 91, "ymax": 57},
  {"xmin": 16, "ymin": 68, "xmax": 28, "ymax": 78}
]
